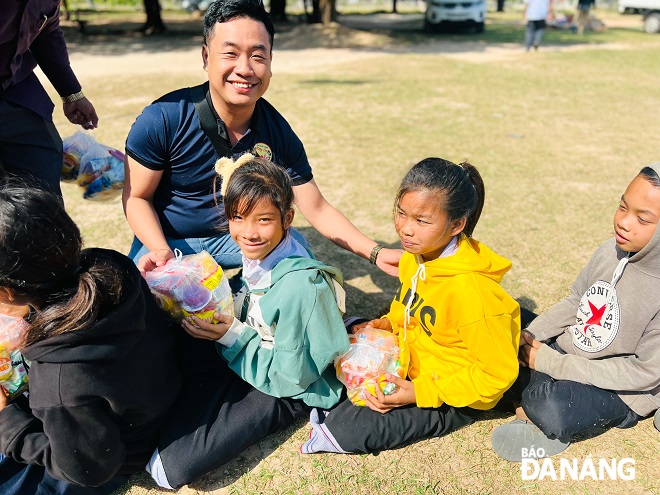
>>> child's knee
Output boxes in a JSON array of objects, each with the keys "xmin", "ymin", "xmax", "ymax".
[{"xmin": 521, "ymin": 381, "xmax": 573, "ymax": 439}]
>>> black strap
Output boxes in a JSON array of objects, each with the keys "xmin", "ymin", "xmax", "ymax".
[{"xmin": 190, "ymin": 82, "xmax": 232, "ymax": 158}]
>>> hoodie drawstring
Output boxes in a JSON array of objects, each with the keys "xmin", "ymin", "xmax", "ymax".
[
  {"xmin": 403, "ymin": 256, "xmax": 426, "ymax": 342},
  {"xmin": 607, "ymin": 255, "xmax": 629, "ymax": 306}
]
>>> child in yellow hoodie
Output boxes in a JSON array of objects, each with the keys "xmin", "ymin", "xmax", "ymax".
[{"xmin": 301, "ymin": 157, "xmax": 521, "ymax": 454}]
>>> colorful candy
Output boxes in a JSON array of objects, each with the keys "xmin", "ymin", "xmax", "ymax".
[
  {"xmin": 145, "ymin": 250, "xmax": 233, "ymax": 323},
  {"xmin": 0, "ymin": 314, "xmax": 29, "ymax": 400},
  {"xmin": 335, "ymin": 327, "xmax": 409, "ymax": 407},
  {"xmin": 61, "ymin": 131, "xmax": 125, "ymax": 200}
]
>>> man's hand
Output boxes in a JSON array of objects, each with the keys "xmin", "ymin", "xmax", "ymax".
[
  {"xmin": 181, "ymin": 313, "xmax": 234, "ymax": 341},
  {"xmin": 63, "ymin": 97, "xmax": 98, "ymax": 130},
  {"xmin": 137, "ymin": 249, "xmax": 174, "ymax": 276},
  {"xmin": 375, "ymin": 247, "xmax": 403, "ymax": 277},
  {"xmin": 364, "ymin": 373, "xmax": 416, "ymax": 414}
]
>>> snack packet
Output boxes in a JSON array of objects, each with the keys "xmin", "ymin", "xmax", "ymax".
[
  {"xmin": 335, "ymin": 327, "xmax": 410, "ymax": 407},
  {"xmin": 61, "ymin": 131, "xmax": 97, "ymax": 182},
  {"xmin": 145, "ymin": 250, "xmax": 234, "ymax": 323},
  {"xmin": 61, "ymin": 132, "xmax": 125, "ymax": 200},
  {"xmin": 0, "ymin": 314, "xmax": 29, "ymax": 400}
]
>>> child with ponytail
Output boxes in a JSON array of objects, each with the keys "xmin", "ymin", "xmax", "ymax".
[
  {"xmin": 0, "ymin": 182, "xmax": 181, "ymax": 494},
  {"xmin": 302, "ymin": 157, "xmax": 521, "ymax": 454}
]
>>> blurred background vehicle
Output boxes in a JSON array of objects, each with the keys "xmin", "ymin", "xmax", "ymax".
[{"xmin": 423, "ymin": 0, "xmax": 487, "ymax": 32}]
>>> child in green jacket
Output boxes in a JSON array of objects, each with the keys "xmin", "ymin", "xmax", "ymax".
[
  {"xmin": 147, "ymin": 154, "xmax": 350, "ymax": 490},
  {"xmin": 182, "ymin": 153, "xmax": 350, "ymax": 408}
]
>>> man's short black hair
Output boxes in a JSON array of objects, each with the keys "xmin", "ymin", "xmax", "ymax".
[{"xmin": 203, "ymin": 0, "xmax": 275, "ymax": 50}]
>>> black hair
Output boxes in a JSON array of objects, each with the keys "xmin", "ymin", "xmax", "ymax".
[
  {"xmin": 203, "ymin": 0, "xmax": 275, "ymax": 50},
  {"xmin": 639, "ymin": 166, "xmax": 660, "ymax": 187},
  {"xmin": 220, "ymin": 157, "xmax": 293, "ymax": 228},
  {"xmin": 395, "ymin": 157, "xmax": 485, "ymax": 237},
  {"xmin": 0, "ymin": 182, "xmax": 123, "ymax": 347}
]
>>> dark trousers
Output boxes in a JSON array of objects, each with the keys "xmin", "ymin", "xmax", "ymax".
[
  {"xmin": 503, "ymin": 366, "xmax": 640, "ymax": 442},
  {"xmin": 156, "ymin": 334, "xmax": 308, "ymax": 489},
  {"xmin": 324, "ymin": 398, "xmax": 477, "ymax": 454},
  {"xmin": 0, "ymin": 99, "xmax": 62, "ymax": 195},
  {"xmin": 0, "ymin": 455, "xmax": 126, "ymax": 495}
]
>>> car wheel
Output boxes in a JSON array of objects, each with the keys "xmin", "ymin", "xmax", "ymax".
[
  {"xmin": 475, "ymin": 22, "xmax": 485, "ymax": 33},
  {"xmin": 644, "ymin": 12, "xmax": 660, "ymax": 33}
]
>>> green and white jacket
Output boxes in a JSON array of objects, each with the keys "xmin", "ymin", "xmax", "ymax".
[{"xmin": 217, "ymin": 241, "xmax": 350, "ymax": 409}]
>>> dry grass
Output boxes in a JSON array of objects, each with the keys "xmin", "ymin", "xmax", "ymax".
[{"xmin": 46, "ymin": 10, "xmax": 660, "ymax": 494}]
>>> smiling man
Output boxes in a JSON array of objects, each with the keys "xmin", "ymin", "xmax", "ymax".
[{"xmin": 123, "ymin": 0, "xmax": 401, "ymax": 277}]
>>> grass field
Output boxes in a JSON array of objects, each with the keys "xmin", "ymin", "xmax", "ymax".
[{"xmin": 47, "ymin": 8, "xmax": 660, "ymax": 494}]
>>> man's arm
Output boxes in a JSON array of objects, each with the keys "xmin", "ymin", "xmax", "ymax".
[
  {"xmin": 122, "ymin": 156, "xmax": 172, "ymax": 272},
  {"xmin": 29, "ymin": 4, "xmax": 98, "ymax": 128},
  {"xmin": 293, "ymin": 180, "xmax": 402, "ymax": 276}
]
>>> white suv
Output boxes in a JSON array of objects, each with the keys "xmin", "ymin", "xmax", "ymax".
[
  {"xmin": 424, "ymin": 0, "xmax": 487, "ymax": 33},
  {"xmin": 618, "ymin": 0, "xmax": 660, "ymax": 32}
]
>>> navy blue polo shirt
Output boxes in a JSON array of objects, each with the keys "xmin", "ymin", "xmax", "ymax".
[{"xmin": 125, "ymin": 87, "xmax": 313, "ymax": 239}]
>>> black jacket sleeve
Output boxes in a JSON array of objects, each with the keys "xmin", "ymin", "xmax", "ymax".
[{"xmin": 0, "ymin": 400, "xmax": 126, "ymax": 486}]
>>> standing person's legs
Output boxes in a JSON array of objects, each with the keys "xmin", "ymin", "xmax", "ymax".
[
  {"xmin": 0, "ymin": 99, "xmax": 62, "ymax": 196},
  {"xmin": 532, "ymin": 21, "xmax": 546, "ymax": 49},
  {"xmin": 302, "ymin": 398, "xmax": 476, "ymax": 454},
  {"xmin": 577, "ymin": 7, "xmax": 589, "ymax": 35},
  {"xmin": 524, "ymin": 21, "xmax": 536, "ymax": 50}
]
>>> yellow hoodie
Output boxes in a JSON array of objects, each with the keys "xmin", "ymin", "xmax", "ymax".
[{"xmin": 387, "ymin": 235, "xmax": 521, "ymax": 410}]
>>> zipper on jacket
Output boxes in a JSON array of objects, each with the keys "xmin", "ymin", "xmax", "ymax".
[{"xmin": 37, "ymin": 15, "xmax": 48, "ymax": 34}]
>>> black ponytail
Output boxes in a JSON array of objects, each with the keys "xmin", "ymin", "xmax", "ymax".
[{"xmin": 0, "ymin": 182, "xmax": 123, "ymax": 346}]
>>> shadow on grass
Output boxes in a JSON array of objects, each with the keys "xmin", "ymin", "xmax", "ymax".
[{"xmin": 295, "ymin": 226, "xmax": 400, "ymax": 318}]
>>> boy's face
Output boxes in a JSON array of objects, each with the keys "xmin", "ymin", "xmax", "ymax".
[
  {"xmin": 613, "ymin": 174, "xmax": 660, "ymax": 253},
  {"xmin": 228, "ymin": 198, "xmax": 293, "ymax": 261}
]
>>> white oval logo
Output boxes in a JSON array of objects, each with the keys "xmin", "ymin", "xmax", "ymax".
[{"xmin": 571, "ymin": 280, "xmax": 620, "ymax": 353}]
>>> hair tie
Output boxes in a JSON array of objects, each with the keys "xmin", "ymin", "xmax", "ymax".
[
  {"xmin": 215, "ymin": 153, "xmax": 255, "ymax": 197},
  {"xmin": 74, "ymin": 265, "xmax": 85, "ymax": 277}
]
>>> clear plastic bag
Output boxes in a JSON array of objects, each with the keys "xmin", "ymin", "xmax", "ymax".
[
  {"xmin": 145, "ymin": 250, "xmax": 234, "ymax": 323},
  {"xmin": 61, "ymin": 132, "xmax": 125, "ymax": 200},
  {"xmin": 0, "ymin": 314, "xmax": 29, "ymax": 400},
  {"xmin": 335, "ymin": 327, "xmax": 410, "ymax": 407}
]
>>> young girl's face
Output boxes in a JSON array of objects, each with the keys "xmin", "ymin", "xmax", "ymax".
[
  {"xmin": 395, "ymin": 190, "xmax": 465, "ymax": 262},
  {"xmin": 614, "ymin": 174, "xmax": 660, "ymax": 253},
  {"xmin": 228, "ymin": 197, "xmax": 294, "ymax": 261}
]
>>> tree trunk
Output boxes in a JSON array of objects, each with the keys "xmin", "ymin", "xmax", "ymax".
[
  {"xmin": 496, "ymin": 0, "xmax": 505, "ymax": 12},
  {"xmin": 142, "ymin": 0, "xmax": 166, "ymax": 34},
  {"xmin": 392, "ymin": 0, "xmax": 398, "ymax": 13},
  {"xmin": 270, "ymin": 0, "xmax": 288, "ymax": 22},
  {"xmin": 308, "ymin": 0, "xmax": 336, "ymax": 24}
]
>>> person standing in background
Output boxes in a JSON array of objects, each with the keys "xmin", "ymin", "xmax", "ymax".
[
  {"xmin": 523, "ymin": 0, "xmax": 554, "ymax": 51},
  {"xmin": 576, "ymin": 0, "xmax": 595, "ymax": 35},
  {"xmin": 0, "ymin": 0, "xmax": 98, "ymax": 196}
]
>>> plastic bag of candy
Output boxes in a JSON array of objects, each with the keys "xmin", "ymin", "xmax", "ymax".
[
  {"xmin": 145, "ymin": 250, "xmax": 234, "ymax": 323},
  {"xmin": 0, "ymin": 314, "xmax": 30, "ymax": 401},
  {"xmin": 335, "ymin": 327, "xmax": 410, "ymax": 407},
  {"xmin": 61, "ymin": 132, "xmax": 125, "ymax": 200}
]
